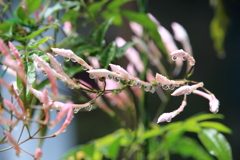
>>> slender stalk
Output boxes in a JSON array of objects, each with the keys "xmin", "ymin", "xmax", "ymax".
[{"xmin": 80, "ymin": 0, "xmax": 99, "ymax": 27}]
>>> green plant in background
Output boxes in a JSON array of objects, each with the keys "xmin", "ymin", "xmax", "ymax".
[{"xmin": 0, "ymin": 0, "xmax": 232, "ymax": 160}]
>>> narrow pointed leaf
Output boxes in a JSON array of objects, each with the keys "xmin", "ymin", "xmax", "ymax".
[
  {"xmin": 199, "ymin": 121, "xmax": 232, "ymax": 134},
  {"xmin": 99, "ymin": 41, "xmax": 116, "ymax": 68}
]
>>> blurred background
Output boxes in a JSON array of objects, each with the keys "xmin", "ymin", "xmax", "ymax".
[{"xmin": 1, "ymin": 0, "xmax": 239, "ymax": 160}]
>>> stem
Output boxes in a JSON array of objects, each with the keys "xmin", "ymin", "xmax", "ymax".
[{"xmin": 80, "ymin": 0, "xmax": 99, "ymax": 27}]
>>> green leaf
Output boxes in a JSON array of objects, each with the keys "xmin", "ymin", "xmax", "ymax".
[
  {"xmin": 26, "ymin": 26, "xmax": 56, "ymax": 39},
  {"xmin": 187, "ymin": 113, "xmax": 224, "ymax": 122},
  {"xmin": 115, "ymin": 42, "xmax": 136, "ymax": 58},
  {"xmin": 199, "ymin": 121, "xmax": 232, "ymax": 134},
  {"xmin": 121, "ymin": 10, "xmax": 166, "ymax": 53},
  {"xmin": 73, "ymin": 45, "xmax": 101, "ymax": 56},
  {"xmin": 26, "ymin": 0, "xmax": 42, "ymax": 14},
  {"xmin": 107, "ymin": 0, "xmax": 131, "ymax": 10},
  {"xmin": 0, "ymin": 20, "xmax": 17, "ymax": 33},
  {"xmin": 14, "ymin": 0, "xmax": 41, "ymax": 25},
  {"xmin": 99, "ymin": 41, "xmax": 116, "ymax": 68},
  {"xmin": 89, "ymin": 18, "xmax": 113, "ymax": 47},
  {"xmin": 88, "ymin": 0, "xmax": 109, "ymax": 17},
  {"xmin": 210, "ymin": 0, "xmax": 229, "ymax": 58},
  {"xmin": 26, "ymin": 36, "xmax": 53, "ymax": 49},
  {"xmin": 170, "ymin": 136, "xmax": 214, "ymax": 160},
  {"xmin": 44, "ymin": 1, "xmax": 80, "ymax": 18},
  {"xmin": 198, "ymin": 128, "xmax": 232, "ymax": 160},
  {"xmin": 17, "ymin": 61, "xmax": 36, "ymax": 109},
  {"xmin": 61, "ymin": 10, "xmax": 79, "ymax": 25}
]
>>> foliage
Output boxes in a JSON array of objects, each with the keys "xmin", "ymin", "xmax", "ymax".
[{"xmin": 0, "ymin": 0, "xmax": 232, "ymax": 160}]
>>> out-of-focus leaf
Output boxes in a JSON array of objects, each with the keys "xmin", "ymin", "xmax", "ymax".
[
  {"xmin": 170, "ymin": 136, "xmax": 214, "ymax": 160},
  {"xmin": 73, "ymin": 45, "xmax": 101, "ymax": 56},
  {"xmin": 61, "ymin": 10, "xmax": 79, "ymax": 25},
  {"xmin": 121, "ymin": 10, "xmax": 166, "ymax": 53},
  {"xmin": 102, "ymin": 11, "xmax": 123, "ymax": 26},
  {"xmin": 88, "ymin": 0, "xmax": 109, "ymax": 17},
  {"xmin": 187, "ymin": 113, "xmax": 224, "ymax": 122},
  {"xmin": 140, "ymin": 125, "xmax": 163, "ymax": 141},
  {"xmin": 89, "ymin": 18, "xmax": 113, "ymax": 47},
  {"xmin": 115, "ymin": 42, "xmax": 136, "ymax": 58},
  {"xmin": 44, "ymin": 1, "xmax": 80, "ymax": 18},
  {"xmin": 26, "ymin": 36, "xmax": 54, "ymax": 49},
  {"xmin": 14, "ymin": 0, "xmax": 41, "ymax": 25},
  {"xmin": 182, "ymin": 120, "xmax": 201, "ymax": 133},
  {"xmin": 99, "ymin": 41, "xmax": 116, "ymax": 68},
  {"xmin": 28, "ymin": 50, "xmax": 49, "ymax": 62},
  {"xmin": 210, "ymin": 0, "xmax": 229, "ymax": 58},
  {"xmin": 25, "ymin": 0, "xmax": 42, "ymax": 14},
  {"xmin": 198, "ymin": 128, "xmax": 232, "ymax": 160},
  {"xmin": 107, "ymin": 0, "xmax": 131, "ymax": 10},
  {"xmin": 65, "ymin": 66, "xmax": 83, "ymax": 78},
  {"xmin": 0, "ymin": 20, "xmax": 17, "ymax": 33},
  {"xmin": 58, "ymin": 35, "xmax": 87, "ymax": 47},
  {"xmin": 199, "ymin": 121, "xmax": 232, "ymax": 134},
  {"xmin": 26, "ymin": 26, "xmax": 56, "ymax": 39}
]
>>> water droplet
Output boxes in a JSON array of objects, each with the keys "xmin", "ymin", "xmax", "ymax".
[
  {"xmin": 61, "ymin": 76, "xmax": 67, "ymax": 81},
  {"xmin": 157, "ymin": 83, "xmax": 162, "ymax": 87},
  {"xmin": 107, "ymin": 74, "xmax": 113, "ymax": 80},
  {"xmin": 53, "ymin": 52, "xmax": 58, "ymax": 56},
  {"xmin": 113, "ymin": 90, "xmax": 120, "ymax": 94},
  {"xmin": 162, "ymin": 85, "xmax": 169, "ymax": 90},
  {"xmin": 62, "ymin": 129, "xmax": 66, "ymax": 132},
  {"xmin": 175, "ymin": 84, "xmax": 180, "ymax": 87},
  {"xmin": 129, "ymin": 80, "xmax": 135, "ymax": 86},
  {"xmin": 172, "ymin": 56, "xmax": 178, "ymax": 61},
  {"xmin": 67, "ymin": 84, "xmax": 74, "ymax": 89},
  {"xmin": 85, "ymin": 105, "xmax": 92, "ymax": 111},
  {"xmin": 81, "ymin": 65, "xmax": 87, "ymax": 71},
  {"xmin": 73, "ymin": 107, "xmax": 80, "ymax": 114},
  {"xmin": 56, "ymin": 109, "xmax": 61, "ymax": 113},
  {"xmin": 41, "ymin": 70, "xmax": 47, "ymax": 76},
  {"xmin": 86, "ymin": 92, "xmax": 92, "ymax": 95},
  {"xmin": 169, "ymin": 84, "xmax": 175, "ymax": 90},
  {"xmin": 71, "ymin": 58, "xmax": 76, "ymax": 62},
  {"xmin": 149, "ymin": 86, "xmax": 156, "ymax": 93},
  {"xmin": 186, "ymin": 91, "xmax": 191, "ymax": 95},
  {"xmin": 89, "ymin": 74, "xmax": 95, "ymax": 79},
  {"xmin": 37, "ymin": 64, "xmax": 42, "ymax": 69},
  {"xmin": 64, "ymin": 57, "xmax": 70, "ymax": 62},
  {"xmin": 167, "ymin": 119, "xmax": 171, "ymax": 122},
  {"xmin": 144, "ymin": 85, "xmax": 150, "ymax": 92},
  {"xmin": 182, "ymin": 56, "xmax": 188, "ymax": 61},
  {"xmin": 114, "ymin": 77, "xmax": 121, "ymax": 83},
  {"xmin": 135, "ymin": 82, "xmax": 142, "ymax": 88},
  {"xmin": 209, "ymin": 150, "xmax": 215, "ymax": 155}
]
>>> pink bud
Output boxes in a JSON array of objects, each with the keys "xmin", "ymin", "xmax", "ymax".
[
  {"xmin": 129, "ymin": 22, "xmax": 143, "ymax": 37},
  {"xmin": 115, "ymin": 37, "xmax": 144, "ymax": 72},
  {"xmin": 0, "ymin": 116, "xmax": 17, "ymax": 125},
  {"xmin": 4, "ymin": 99, "xmax": 22, "ymax": 118},
  {"xmin": 4, "ymin": 131, "xmax": 21, "ymax": 156},
  {"xmin": 47, "ymin": 15, "xmax": 53, "ymax": 23},
  {"xmin": 209, "ymin": 94, "xmax": 219, "ymax": 114},
  {"xmin": 147, "ymin": 13, "xmax": 161, "ymax": 26},
  {"xmin": 171, "ymin": 83, "xmax": 203, "ymax": 96},
  {"xmin": 63, "ymin": 21, "xmax": 73, "ymax": 36},
  {"xmin": 170, "ymin": 49, "xmax": 195, "ymax": 66},
  {"xmin": 51, "ymin": 48, "xmax": 93, "ymax": 70},
  {"xmin": 155, "ymin": 73, "xmax": 184, "ymax": 86},
  {"xmin": 49, "ymin": 102, "xmax": 73, "ymax": 127},
  {"xmin": 0, "ymin": 39, "xmax": 10, "ymax": 56},
  {"xmin": 158, "ymin": 100, "xmax": 187, "ymax": 123},
  {"xmin": 34, "ymin": 148, "xmax": 43, "ymax": 160},
  {"xmin": 54, "ymin": 102, "xmax": 73, "ymax": 136},
  {"xmin": 192, "ymin": 90, "xmax": 219, "ymax": 114}
]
